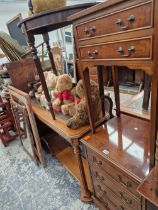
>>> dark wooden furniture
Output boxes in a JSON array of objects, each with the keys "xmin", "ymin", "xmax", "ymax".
[
  {"xmin": 6, "ymin": 58, "xmax": 36, "ymax": 93},
  {"xmin": 0, "ymin": 96, "xmax": 17, "ymax": 146},
  {"xmin": 18, "ymin": 3, "xmax": 97, "ymax": 120},
  {"xmin": 81, "ymin": 115, "xmax": 149, "ymax": 210},
  {"xmin": 17, "ymin": 3, "xmax": 101, "ymax": 203},
  {"xmin": 69, "ymin": 0, "xmax": 158, "ymax": 209}
]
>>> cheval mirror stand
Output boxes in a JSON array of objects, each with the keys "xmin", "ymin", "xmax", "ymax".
[{"xmin": 69, "ymin": 0, "xmax": 158, "ymax": 210}]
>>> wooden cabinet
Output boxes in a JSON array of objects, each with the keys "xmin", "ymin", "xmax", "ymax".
[
  {"xmin": 76, "ymin": 1, "xmax": 152, "ymax": 40},
  {"xmin": 81, "ymin": 115, "xmax": 150, "ymax": 210},
  {"xmin": 70, "ymin": 2, "xmax": 158, "ymax": 208}
]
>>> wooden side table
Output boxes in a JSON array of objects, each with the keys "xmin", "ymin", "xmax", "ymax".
[{"xmin": 18, "ymin": 3, "xmax": 97, "ymax": 120}]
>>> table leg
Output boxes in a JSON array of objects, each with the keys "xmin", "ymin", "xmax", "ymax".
[
  {"xmin": 97, "ymin": 65, "xmax": 105, "ymax": 117},
  {"xmin": 112, "ymin": 66, "xmax": 121, "ymax": 117},
  {"xmin": 142, "ymin": 73, "xmax": 151, "ymax": 111},
  {"xmin": 72, "ymin": 138, "xmax": 92, "ymax": 203},
  {"xmin": 82, "ymin": 67, "xmax": 96, "ymax": 133},
  {"xmin": 43, "ymin": 33, "xmax": 57, "ymax": 75},
  {"xmin": 27, "ymin": 33, "xmax": 55, "ymax": 120}
]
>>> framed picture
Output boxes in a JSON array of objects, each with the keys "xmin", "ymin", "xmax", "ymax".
[{"xmin": 6, "ymin": 13, "xmax": 27, "ymax": 46}]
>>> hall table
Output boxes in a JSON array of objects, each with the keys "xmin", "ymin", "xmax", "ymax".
[
  {"xmin": 31, "ymin": 101, "xmax": 92, "ymax": 202},
  {"xmin": 18, "ymin": 3, "xmax": 97, "ymax": 120},
  {"xmin": 18, "ymin": 3, "xmax": 98, "ymax": 203}
]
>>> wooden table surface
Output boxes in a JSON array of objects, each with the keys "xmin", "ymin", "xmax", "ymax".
[
  {"xmin": 81, "ymin": 114, "xmax": 150, "ymax": 182},
  {"xmin": 18, "ymin": 3, "xmax": 97, "ymax": 35},
  {"xmin": 31, "ymin": 101, "xmax": 90, "ymax": 142}
]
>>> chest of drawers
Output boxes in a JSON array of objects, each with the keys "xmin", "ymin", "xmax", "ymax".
[{"xmin": 81, "ymin": 115, "xmax": 150, "ymax": 210}]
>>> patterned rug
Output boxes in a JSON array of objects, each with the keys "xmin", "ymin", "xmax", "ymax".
[{"xmin": 0, "ymin": 140, "xmax": 97, "ymax": 210}]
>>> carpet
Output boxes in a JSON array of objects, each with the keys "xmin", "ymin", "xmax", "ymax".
[{"xmin": 0, "ymin": 140, "xmax": 97, "ymax": 210}]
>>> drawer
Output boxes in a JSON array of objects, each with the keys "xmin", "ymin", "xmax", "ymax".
[
  {"xmin": 92, "ymin": 171, "xmax": 141, "ymax": 210},
  {"xmin": 93, "ymin": 178, "xmax": 141, "ymax": 210},
  {"xmin": 79, "ymin": 37, "xmax": 152, "ymax": 60},
  {"xmin": 94, "ymin": 181, "xmax": 133, "ymax": 210},
  {"xmin": 76, "ymin": 1, "xmax": 152, "ymax": 40},
  {"xmin": 87, "ymin": 148, "xmax": 140, "ymax": 199}
]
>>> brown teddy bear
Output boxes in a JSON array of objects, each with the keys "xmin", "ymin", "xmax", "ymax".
[
  {"xmin": 66, "ymin": 79, "xmax": 102, "ymax": 129},
  {"xmin": 34, "ymin": 71, "xmax": 58, "ymax": 109},
  {"xmin": 52, "ymin": 74, "xmax": 75, "ymax": 114}
]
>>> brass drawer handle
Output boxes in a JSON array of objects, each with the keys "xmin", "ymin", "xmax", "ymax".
[
  {"xmin": 87, "ymin": 50, "xmax": 98, "ymax": 59},
  {"xmin": 84, "ymin": 26, "xmax": 96, "ymax": 37},
  {"xmin": 97, "ymin": 185, "xmax": 107, "ymax": 197},
  {"xmin": 95, "ymin": 172, "xmax": 105, "ymax": 182},
  {"xmin": 118, "ymin": 175, "xmax": 132, "ymax": 188},
  {"xmin": 116, "ymin": 15, "xmax": 136, "ymax": 30},
  {"xmin": 93, "ymin": 157, "xmax": 102, "ymax": 166},
  {"xmin": 117, "ymin": 46, "xmax": 135, "ymax": 57},
  {"xmin": 119, "ymin": 192, "xmax": 132, "ymax": 205}
]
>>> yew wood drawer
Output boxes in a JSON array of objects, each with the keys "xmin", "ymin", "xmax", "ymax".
[
  {"xmin": 79, "ymin": 37, "xmax": 152, "ymax": 61},
  {"xmin": 93, "ymin": 178, "xmax": 139, "ymax": 210},
  {"xmin": 91, "ymin": 166, "xmax": 141, "ymax": 210},
  {"xmin": 76, "ymin": 1, "xmax": 153, "ymax": 40},
  {"xmin": 86, "ymin": 148, "xmax": 140, "ymax": 199}
]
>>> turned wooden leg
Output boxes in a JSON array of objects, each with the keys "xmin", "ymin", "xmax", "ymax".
[
  {"xmin": 43, "ymin": 33, "xmax": 57, "ymax": 75},
  {"xmin": 72, "ymin": 138, "xmax": 92, "ymax": 203},
  {"xmin": 26, "ymin": 33, "xmax": 55, "ymax": 120}
]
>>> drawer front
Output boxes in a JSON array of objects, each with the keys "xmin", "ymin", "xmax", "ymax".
[
  {"xmin": 94, "ymin": 180, "xmax": 141, "ymax": 210},
  {"xmin": 87, "ymin": 148, "xmax": 140, "ymax": 199},
  {"xmin": 79, "ymin": 37, "xmax": 152, "ymax": 60},
  {"xmin": 94, "ymin": 180, "xmax": 134, "ymax": 210},
  {"xmin": 76, "ymin": 2, "xmax": 152, "ymax": 40},
  {"xmin": 91, "ymin": 167, "xmax": 141, "ymax": 210}
]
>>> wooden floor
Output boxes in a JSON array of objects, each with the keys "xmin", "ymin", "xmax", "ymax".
[{"xmin": 44, "ymin": 132, "xmax": 93, "ymax": 192}]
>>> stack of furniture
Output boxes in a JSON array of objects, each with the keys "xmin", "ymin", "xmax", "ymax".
[
  {"xmin": 69, "ymin": 0, "xmax": 158, "ymax": 209},
  {"xmin": 0, "ymin": 95, "xmax": 17, "ymax": 146},
  {"xmin": 18, "ymin": 3, "xmax": 103, "ymax": 203}
]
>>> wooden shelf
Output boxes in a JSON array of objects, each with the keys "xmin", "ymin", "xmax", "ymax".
[
  {"xmin": 81, "ymin": 114, "xmax": 150, "ymax": 182},
  {"xmin": 44, "ymin": 132, "xmax": 93, "ymax": 192}
]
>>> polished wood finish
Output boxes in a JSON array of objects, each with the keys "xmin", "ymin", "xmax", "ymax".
[
  {"xmin": 81, "ymin": 114, "xmax": 150, "ymax": 209},
  {"xmin": 76, "ymin": 1, "xmax": 152, "ymax": 40},
  {"xmin": 138, "ymin": 166, "xmax": 158, "ymax": 208},
  {"xmin": 79, "ymin": 37, "xmax": 152, "ymax": 61},
  {"xmin": 19, "ymin": 3, "xmax": 96, "ymax": 119},
  {"xmin": 69, "ymin": 0, "xmax": 158, "ymax": 208},
  {"xmin": 31, "ymin": 101, "xmax": 92, "ymax": 202}
]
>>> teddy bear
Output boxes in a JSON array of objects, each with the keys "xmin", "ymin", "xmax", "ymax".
[
  {"xmin": 66, "ymin": 79, "xmax": 102, "ymax": 130},
  {"xmin": 52, "ymin": 74, "xmax": 75, "ymax": 114},
  {"xmin": 32, "ymin": 71, "xmax": 58, "ymax": 109}
]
